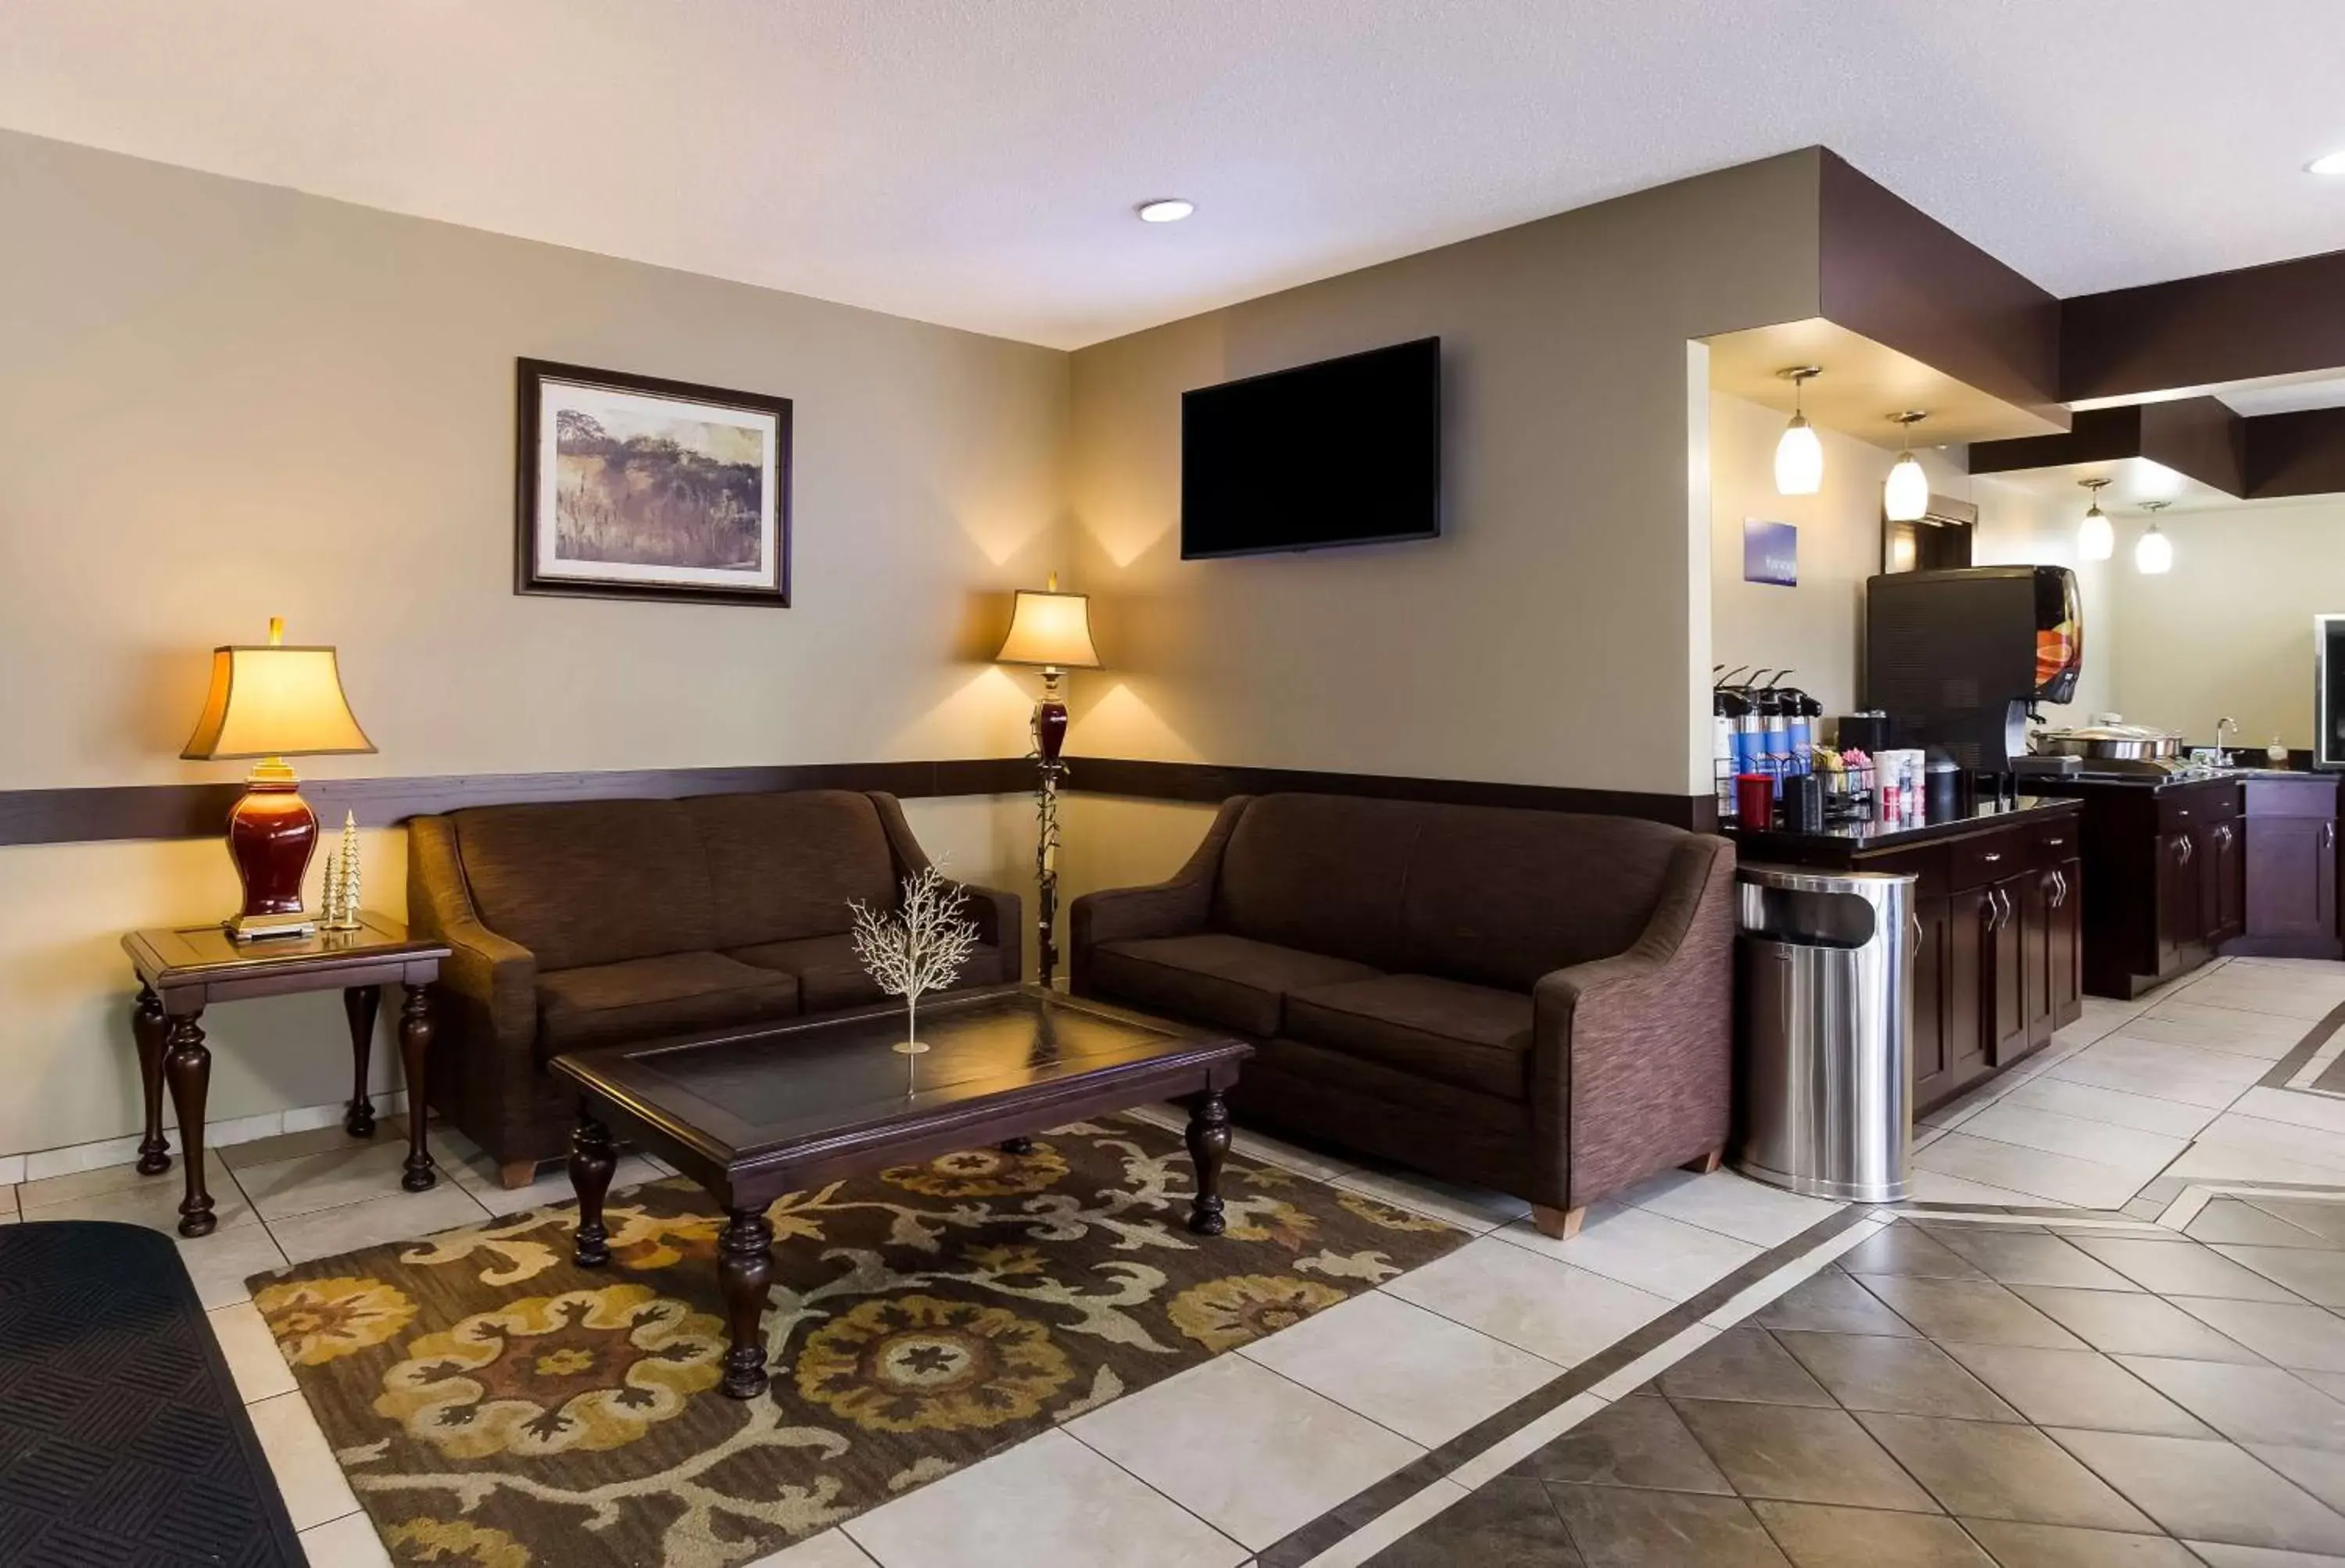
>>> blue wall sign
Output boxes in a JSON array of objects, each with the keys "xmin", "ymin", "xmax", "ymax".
[{"xmin": 1743, "ymin": 518, "xmax": 1799, "ymax": 587}]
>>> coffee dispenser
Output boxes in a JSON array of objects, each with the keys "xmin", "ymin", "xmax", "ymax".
[{"xmin": 1863, "ymin": 566, "xmax": 2082, "ymax": 775}]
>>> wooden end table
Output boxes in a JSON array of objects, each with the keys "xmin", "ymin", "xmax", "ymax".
[
  {"xmin": 553, "ymin": 984, "xmax": 1250, "ymax": 1399},
  {"xmin": 121, "ymin": 912, "xmax": 452, "ymax": 1237}
]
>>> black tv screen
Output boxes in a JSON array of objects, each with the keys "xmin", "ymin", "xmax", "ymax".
[{"xmin": 1180, "ymin": 337, "xmax": 1441, "ymax": 559}]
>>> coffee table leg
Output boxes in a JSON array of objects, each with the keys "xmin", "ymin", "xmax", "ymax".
[
  {"xmin": 133, "ymin": 987, "xmax": 171, "ymax": 1176},
  {"xmin": 1184, "ymin": 1088, "xmax": 1230, "ymax": 1237},
  {"xmin": 164, "ymin": 1013, "xmax": 216, "ymax": 1237},
  {"xmin": 999, "ymin": 1137, "xmax": 1034, "ymax": 1155},
  {"xmin": 343, "ymin": 985, "xmax": 381, "ymax": 1137},
  {"xmin": 571, "ymin": 1109, "xmax": 614, "ymax": 1268},
  {"xmin": 718, "ymin": 1208, "xmax": 776, "ymax": 1399},
  {"xmin": 398, "ymin": 985, "xmax": 437, "ymax": 1191}
]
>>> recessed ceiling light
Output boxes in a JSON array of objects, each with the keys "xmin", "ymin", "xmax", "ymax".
[
  {"xmin": 1135, "ymin": 199, "xmax": 1194, "ymax": 224},
  {"xmin": 2310, "ymin": 150, "xmax": 2345, "ymax": 175}
]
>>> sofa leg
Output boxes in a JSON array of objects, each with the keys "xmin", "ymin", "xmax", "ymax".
[
  {"xmin": 499, "ymin": 1158, "xmax": 539, "ymax": 1190},
  {"xmin": 1682, "ymin": 1148, "xmax": 1725, "ymax": 1176},
  {"xmin": 1531, "ymin": 1204, "xmax": 1585, "ymax": 1240}
]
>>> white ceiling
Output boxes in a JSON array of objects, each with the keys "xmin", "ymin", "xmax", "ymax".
[{"xmin": 6, "ymin": 1, "xmax": 2345, "ymax": 349}]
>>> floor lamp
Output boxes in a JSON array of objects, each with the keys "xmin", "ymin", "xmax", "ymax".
[{"xmin": 995, "ymin": 576, "xmax": 1101, "ymax": 989}]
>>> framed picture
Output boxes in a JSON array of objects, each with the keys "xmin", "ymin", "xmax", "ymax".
[{"xmin": 515, "ymin": 358, "xmax": 793, "ymax": 606}]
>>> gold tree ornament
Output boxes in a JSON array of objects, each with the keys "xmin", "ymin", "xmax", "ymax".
[
  {"xmin": 848, "ymin": 864, "xmax": 979, "ymax": 1058},
  {"xmin": 321, "ymin": 810, "xmax": 363, "ymax": 931}
]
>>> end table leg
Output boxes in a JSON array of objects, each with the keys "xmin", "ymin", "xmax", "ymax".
[
  {"xmin": 342, "ymin": 985, "xmax": 381, "ymax": 1138},
  {"xmin": 1000, "ymin": 1137, "xmax": 1034, "ymax": 1155},
  {"xmin": 132, "ymin": 987, "xmax": 171, "ymax": 1176},
  {"xmin": 571, "ymin": 1110, "xmax": 615, "ymax": 1268},
  {"xmin": 718, "ymin": 1208, "xmax": 776, "ymax": 1399},
  {"xmin": 163, "ymin": 1014, "xmax": 215, "ymax": 1237},
  {"xmin": 398, "ymin": 984, "xmax": 437, "ymax": 1191},
  {"xmin": 1184, "ymin": 1088, "xmax": 1230, "ymax": 1237}
]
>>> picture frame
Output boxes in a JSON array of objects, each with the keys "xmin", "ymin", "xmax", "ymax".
[{"xmin": 515, "ymin": 358, "xmax": 793, "ymax": 607}]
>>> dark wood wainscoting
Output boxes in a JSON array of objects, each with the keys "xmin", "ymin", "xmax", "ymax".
[
  {"xmin": 1065, "ymin": 757, "xmax": 1720, "ymax": 831},
  {"xmin": 0, "ymin": 759, "xmax": 1033, "ymax": 848},
  {"xmin": 0, "ymin": 755, "xmax": 1717, "ymax": 847}
]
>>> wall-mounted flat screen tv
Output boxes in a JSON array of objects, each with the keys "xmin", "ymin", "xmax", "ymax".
[{"xmin": 1180, "ymin": 336, "xmax": 1441, "ymax": 560}]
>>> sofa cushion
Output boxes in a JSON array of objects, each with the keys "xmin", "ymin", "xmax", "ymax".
[
  {"xmin": 729, "ymin": 933, "xmax": 1010, "ymax": 1014},
  {"xmin": 1087, "ymin": 933, "xmax": 1381, "ymax": 1037},
  {"xmin": 1284, "ymin": 974, "xmax": 1534, "ymax": 1101},
  {"xmin": 536, "ymin": 952, "xmax": 800, "ymax": 1054},
  {"xmin": 1398, "ymin": 804, "xmax": 1687, "ymax": 989},
  {"xmin": 1212, "ymin": 794, "xmax": 1423, "ymax": 971},
  {"xmin": 686, "ymin": 790, "xmax": 900, "ymax": 950},
  {"xmin": 454, "ymin": 800, "xmax": 717, "ymax": 972}
]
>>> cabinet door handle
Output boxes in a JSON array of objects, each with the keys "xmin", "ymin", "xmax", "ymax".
[
  {"xmin": 2325, "ymin": 822, "xmax": 2336, "ymax": 851},
  {"xmin": 1910, "ymin": 912, "xmax": 1923, "ymax": 950},
  {"xmin": 2179, "ymin": 837, "xmax": 2194, "ymax": 865},
  {"xmin": 1982, "ymin": 851, "xmax": 2003, "ymax": 864},
  {"xmin": 2046, "ymin": 836, "xmax": 2066, "ymax": 847}
]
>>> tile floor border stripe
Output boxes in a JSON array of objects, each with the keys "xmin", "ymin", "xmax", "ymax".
[
  {"xmin": 2257, "ymin": 997, "xmax": 2345, "ymax": 1090},
  {"xmin": 1251, "ymin": 1202, "xmax": 1873, "ymax": 1568}
]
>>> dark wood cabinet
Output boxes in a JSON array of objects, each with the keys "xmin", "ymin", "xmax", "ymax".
[
  {"xmin": 2049, "ymin": 855, "xmax": 2084, "ymax": 1024},
  {"xmin": 1986, "ymin": 872, "xmax": 2030, "ymax": 1065},
  {"xmin": 1910, "ymin": 893, "xmax": 1953, "ymax": 1104},
  {"xmin": 1735, "ymin": 798, "xmax": 2085, "ymax": 1118},
  {"xmin": 1940, "ymin": 886, "xmax": 1991, "ymax": 1099},
  {"xmin": 2231, "ymin": 775, "xmax": 2342, "ymax": 959},
  {"xmin": 2045, "ymin": 777, "xmax": 2243, "ymax": 999}
]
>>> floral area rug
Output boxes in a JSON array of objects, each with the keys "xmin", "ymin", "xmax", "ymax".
[{"xmin": 247, "ymin": 1114, "xmax": 1465, "ymax": 1567}]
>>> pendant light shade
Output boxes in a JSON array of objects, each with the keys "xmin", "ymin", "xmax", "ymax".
[
  {"xmin": 1882, "ymin": 412, "xmax": 1930, "ymax": 522},
  {"xmin": 2136, "ymin": 500, "xmax": 2173, "ymax": 574},
  {"xmin": 1774, "ymin": 367, "xmax": 1824, "ymax": 496},
  {"xmin": 2076, "ymin": 477, "xmax": 2114, "ymax": 561}
]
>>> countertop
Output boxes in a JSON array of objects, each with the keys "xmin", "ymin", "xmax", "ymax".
[
  {"xmin": 2031, "ymin": 768, "xmax": 2332, "ymax": 793},
  {"xmin": 1728, "ymin": 794, "xmax": 2080, "ymax": 861}
]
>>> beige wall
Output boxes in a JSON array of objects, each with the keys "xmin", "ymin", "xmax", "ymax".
[
  {"xmin": 1064, "ymin": 154, "xmax": 1828, "ymax": 799},
  {"xmin": 2102, "ymin": 496, "xmax": 2345, "ymax": 750},
  {"xmin": 1707, "ymin": 389, "xmax": 1969, "ymax": 720},
  {"xmin": 0, "ymin": 130, "xmax": 1063, "ymax": 1157}
]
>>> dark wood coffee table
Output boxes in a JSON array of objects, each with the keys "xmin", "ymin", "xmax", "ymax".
[{"xmin": 551, "ymin": 983, "xmax": 1251, "ymax": 1398}]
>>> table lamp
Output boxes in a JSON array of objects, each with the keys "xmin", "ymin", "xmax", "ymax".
[
  {"xmin": 994, "ymin": 575, "xmax": 1101, "ymax": 986},
  {"xmin": 181, "ymin": 617, "xmax": 376, "ymax": 940}
]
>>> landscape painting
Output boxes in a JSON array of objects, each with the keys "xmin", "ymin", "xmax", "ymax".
[{"xmin": 517, "ymin": 360, "xmax": 793, "ymax": 605}]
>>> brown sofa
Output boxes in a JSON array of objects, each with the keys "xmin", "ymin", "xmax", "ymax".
[
  {"xmin": 1069, "ymin": 793, "xmax": 1733, "ymax": 1235},
  {"xmin": 406, "ymin": 789, "xmax": 1019, "ymax": 1184}
]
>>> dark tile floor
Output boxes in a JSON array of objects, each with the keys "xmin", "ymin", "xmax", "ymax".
[{"xmin": 1369, "ymin": 1198, "xmax": 2345, "ymax": 1566}]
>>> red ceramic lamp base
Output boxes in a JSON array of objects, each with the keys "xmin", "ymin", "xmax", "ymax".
[{"xmin": 224, "ymin": 764, "xmax": 319, "ymax": 940}]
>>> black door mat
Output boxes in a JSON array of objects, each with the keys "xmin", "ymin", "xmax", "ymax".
[{"xmin": 0, "ymin": 1220, "xmax": 303, "ymax": 1566}]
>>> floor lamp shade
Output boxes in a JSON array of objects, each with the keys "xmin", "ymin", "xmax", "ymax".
[
  {"xmin": 182, "ymin": 629, "xmax": 375, "ymax": 939},
  {"xmin": 995, "ymin": 587, "xmax": 1101, "ymax": 761}
]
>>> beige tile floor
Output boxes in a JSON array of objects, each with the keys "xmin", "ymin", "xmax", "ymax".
[
  {"xmin": 5, "ymin": 1101, "xmax": 1849, "ymax": 1566},
  {"xmin": 1917, "ymin": 956, "xmax": 2345, "ymax": 1213},
  {"xmin": 36, "ymin": 958, "xmax": 2341, "ymax": 1566}
]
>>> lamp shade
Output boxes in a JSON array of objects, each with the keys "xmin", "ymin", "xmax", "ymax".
[
  {"xmin": 1774, "ymin": 416, "xmax": 1823, "ymax": 496},
  {"xmin": 2077, "ymin": 507, "xmax": 2114, "ymax": 561},
  {"xmin": 995, "ymin": 589, "xmax": 1102, "ymax": 669},
  {"xmin": 1883, "ymin": 453, "xmax": 1930, "ymax": 523},
  {"xmin": 2136, "ymin": 525, "xmax": 2173, "ymax": 575},
  {"xmin": 181, "ymin": 644, "xmax": 375, "ymax": 761}
]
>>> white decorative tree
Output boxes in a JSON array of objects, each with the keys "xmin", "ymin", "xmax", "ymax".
[{"xmin": 849, "ymin": 864, "xmax": 980, "ymax": 1056}]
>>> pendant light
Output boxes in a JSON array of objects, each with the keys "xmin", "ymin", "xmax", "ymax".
[
  {"xmin": 1774, "ymin": 366, "xmax": 1824, "ymax": 496},
  {"xmin": 2136, "ymin": 499, "xmax": 2174, "ymax": 574},
  {"xmin": 2076, "ymin": 477, "xmax": 2114, "ymax": 561},
  {"xmin": 1882, "ymin": 411, "xmax": 1931, "ymax": 523}
]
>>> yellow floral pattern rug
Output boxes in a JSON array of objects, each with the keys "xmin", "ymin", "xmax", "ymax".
[{"xmin": 249, "ymin": 1115, "xmax": 1464, "ymax": 1567}]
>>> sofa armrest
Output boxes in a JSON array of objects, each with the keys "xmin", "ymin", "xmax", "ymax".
[
  {"xmin": 864, "ymin": 791, "xmax": 1022, "ymax": 955},
  {"xmin": 406, "ymin": 814, "xmax": 538, "ymax": 1046},
  {"xmin": 1067, "ymin": 796, "xmax": 1251, "ymax": 993},
  {"xmin": 1527, "ymin": 833, "xmax": 1736, "ymax": 1211}
]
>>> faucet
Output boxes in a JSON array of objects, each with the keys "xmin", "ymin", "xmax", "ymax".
[{"xmin": 2215, "ymin": 716, "xmax": 2238, "ymax": 768}]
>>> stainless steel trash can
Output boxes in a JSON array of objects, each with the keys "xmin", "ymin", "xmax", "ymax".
[{"xmin": 1732, "ymin": 864, "xmax": 1916, "ymax": 1204}]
